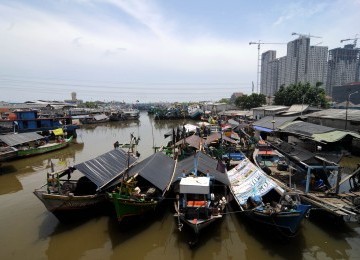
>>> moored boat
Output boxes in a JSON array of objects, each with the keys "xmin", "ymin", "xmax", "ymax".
[
  {"xmin": 172, "ymin": 152, "xmax": 229, "ymax": 236},
  {"xmin": 0, "ymin": 146, "xmax": 18, "ymax": 162},
  {"xmin": 80, "ymin": 114, "xmax": 109, "ymax": 124},
  {"xmin": 187, "ymin": 105, "xmax": 203, "ymax": 120},
  {"xmin": 107, "ymin": 152, "xmax": 175, "ymax": 222},
  {"xmin": 226, "ymin": 157, "xmax": 310, "ymax": 237},
  {"xmin": 33, "ymin": 148, "xmax": 138, "ymax": 218},
  {"xmin": 257, "ymin": 139, "xmax": 360, "ymax": 222},
  {"xmin": 0, "ymin": 109, "xmax": 78, "ymax": 137},
  {"xmin": 122, "ymin": 108, "xmax": 140, "ymax": 120},
  {"xmin": 0, "ymin": 131, "xmax": 73, "ymax": 160}
]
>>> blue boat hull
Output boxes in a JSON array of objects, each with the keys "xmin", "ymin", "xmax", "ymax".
[{"xmin": 247, "ymin": 204, "xmax": 310, "ymax": 235}]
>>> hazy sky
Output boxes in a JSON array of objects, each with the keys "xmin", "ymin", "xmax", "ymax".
[{"xmin": 0, "ymin": 0, "xmax": 359, "ymax": 103}]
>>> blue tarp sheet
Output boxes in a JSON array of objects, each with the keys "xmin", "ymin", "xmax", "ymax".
[{"xmin": 253, "ymin": 126, "xmax": 273, "ymax": 133}]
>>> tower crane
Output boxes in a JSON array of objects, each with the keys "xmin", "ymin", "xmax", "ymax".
[
  {"xmin": 340, "ymin": 34, "xmax": 359, "ymax": 48},
  {"xmin": 249, "ymin": 40, "xmax": 286, "ymax": 93},
  {"xmin": 291, "ymin": 32, "xmax": 322, "ymax": 38}
]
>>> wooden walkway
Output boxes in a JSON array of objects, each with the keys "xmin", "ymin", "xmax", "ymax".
[{"xmin": 268, "ymin": 173, "xmax": 360, "ymax": 220}]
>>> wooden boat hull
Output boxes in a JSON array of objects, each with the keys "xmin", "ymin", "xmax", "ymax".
[
  {"xmin": 245, "ymin": 204, "xmax": 310, "ymax": 235},
  {"xmin": 33, "ymin": 190, "xmax": 106, "ymax": 212},
  {"xmin": 0, "ymin": 147, "xmax": 18, "ymax": 162},
  {"xmin": 80, "ymin": 118, "xmax": 109, "ymax": 124},
  {"xmin": 175, "ymin": 213, "xmax": 222, "ymax": 234},
  {"xmin": 17, "ymin": 136, "xmax": 73, "ymax": 158},
  {"xmin": 108, "ymin": 193, "xmax": 158, "ymax": 221}
]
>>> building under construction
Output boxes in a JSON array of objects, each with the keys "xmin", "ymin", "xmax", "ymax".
[{"xmin": 326, "ymin": 44, "xmax": 360, "ymax": 96}]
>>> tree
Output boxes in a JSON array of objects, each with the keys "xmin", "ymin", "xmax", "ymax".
[
  {"xmin": 218, "ymin": 98, "xmax": 230, "ymax": 104},
  {"xmin": 273, "ymin": 82, "xmax": 328, "ymax": 108},
  {"xmin": 235, "ymin": 93, "xmax": 266, "ymax": 110},
  {"xmin": 81, "ymin": 101, "xmax": 98, "ymax": 108}
]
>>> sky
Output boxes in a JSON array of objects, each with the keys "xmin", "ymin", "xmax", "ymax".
[{"xmin": 0, "ymin": 0, "xmax": 359, "ymax": 103}]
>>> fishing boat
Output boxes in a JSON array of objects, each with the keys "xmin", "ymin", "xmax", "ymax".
[
  {"xmin": 252, "ymin": 140, "xmax": 289, "ymax": 176},
  {"xmin": 172, "ymin": 152, "xmax": 229, "ymax": 236},
  {"xmin": 80, "ymin": 114, "xmax": 109, "ymax": 124},
  {"xmin": 258, "ymin": 139, "xmax": 360, "ymax": 222},
  {"xmin": 187, "ymin": 105, "xmax": 203, "ymax": 120},
  {"xmin": 109, "ymin": 111, "xmax": 125, "ymax": 121},
  {"xmin": 0, "ymin": 146, "xmax": 18, "ymax": 162},
  {"xmin": 226, "ymin": 157, "xmax": 310, "ymax": 237},
  {"xmin": 107, "ymin": 152, "xmax": 176, "ymax": 222},
  {"xmin": 0, "ymin": 109, "xmax": 78, "ymax": 137},
  {"xmin": 122, "ymin": 108, "xmax": 140, "ymax": 120},
  {"xmin": 33, "ymin": 148, "xmax": 138, "ymax": 218},
  {"xmin": 0, "ymin": 131, "xmax": 72, "ymax": 160}
]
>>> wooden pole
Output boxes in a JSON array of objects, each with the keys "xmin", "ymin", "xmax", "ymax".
[
  {"xmin": 305, "ymin": 167, "xmax": 311, "ymax": 193},
  {"xmin": 335, "ymin": 168, "xmax": 342, "ymax": 194}
]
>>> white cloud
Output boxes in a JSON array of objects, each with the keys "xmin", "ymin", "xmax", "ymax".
[
  {"xmin": 273, "ymin": 1, "xmax": 328, "ymax": 26},
  {"xmin": 2, "ymin": 0, "xmax": 358, "ymax": 102}
]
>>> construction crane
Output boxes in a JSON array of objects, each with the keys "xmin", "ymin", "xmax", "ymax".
[
  {"xmin": 291, "ymin": 32, "xmax": 322, "ymax": 38},
  {"xmin": 249, "ymin": 40, "xmax": 286, "ymax": 93},
  {"xmin": 340, "ymin": 34, "xmax": 359, "ymax": 48}
]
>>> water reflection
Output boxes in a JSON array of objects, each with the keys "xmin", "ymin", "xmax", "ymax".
[
  {"xmin": 45, "ymin": 216, "xmax": 109, "ymax": 260},
  {"xmin": 0, "ymin": 112, "xmax": 359, "ymax": 260},
  {"xmin": 0, "ymin": 168, "xmax": 23, "ymax": 194}
]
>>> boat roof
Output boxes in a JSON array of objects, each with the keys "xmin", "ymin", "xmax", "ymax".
[
  {"xmin": 175, "ymin": 134, "xmax": 204, "ymax": 150},
  {"xmin": 0, "ymin": 132, "xmax": 44, "ymax": 146},
  {"xmin": 205, "ymin": 132, "xmax": 238, "ymax": 144},
  {"xmin": 106, "ymin": 152, "xmax": 176, "ymax": 192},
  {"xmin": 172, "ymin": 151, "xmax": 230, "ymax": 186},
  {"xmin": 75, "ymin": 148, "xmax": 137, "ymax": 190},
  {"xmin": 94, "ymin": 114, "xmax": 108, "ymax": 120}
]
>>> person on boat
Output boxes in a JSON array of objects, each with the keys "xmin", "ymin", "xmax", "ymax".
[{"xmin": 113, "ymin": 141, "xmax": 119, "ymax": 149}]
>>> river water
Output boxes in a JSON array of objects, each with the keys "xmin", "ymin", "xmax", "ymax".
[{"xmin": 1, "ymin": 112, "xmax": 359, "ymax": 260}]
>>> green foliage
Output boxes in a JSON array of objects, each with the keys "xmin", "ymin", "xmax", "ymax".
[
  {"xmin": 82, "ymin": 101, "xmax": 98, "ymax": 108},
  {"xmin": 218, "ymin": 98, "xmax": 230, "ymax": 104},
  {"xmin": 235, "ymin": 93, "xmax": 266, "ymax": 110},
  {"xmin": 273, "ymin": 82, "xmax": 328, "ymax": 108}
]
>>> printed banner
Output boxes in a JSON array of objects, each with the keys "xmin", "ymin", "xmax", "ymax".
[{"xmin": 226, "ymin": 158, "xmax": 278, "ymax": 205}]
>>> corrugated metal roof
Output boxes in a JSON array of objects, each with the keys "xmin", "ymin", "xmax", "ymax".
[
  {"xmin": 280, "ymin": 121, "xmax": 335, "ymax": 136},
  {"xmin": 271, "ymin": 141, "xmax": 318, "ymax": 165},
  {"xmin": 75, "ymin": 149, "xmax": 137, "ymax": 190},
  {"xmin": 305, "ymin": 109, "xmax": 360, "ymax": 121},
  {"xmin": 312, "ymin": 130, "xmax": 360, "ymax": 143},
  {"xmin": 0, "ymin": 132, "xmax": 44, "ymax": 146},
  {"xmin": 253, "ymin": 116, "xmax": 299, "ymax": 130},
  {"xmin": 172, "ymin": 152, "xmax": 230, "ymax": 185},
  {"xmin": 288, "ymin": 104, "xmax": 309, "ymax": 112},
  {"xmin": 252, "ymin": 105, "xmax": 288, "ymax": 111}
]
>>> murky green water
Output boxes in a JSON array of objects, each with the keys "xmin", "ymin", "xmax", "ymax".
[{"xmin": 1, "ymin": 112, "xmax": 359, "ymax": 260}]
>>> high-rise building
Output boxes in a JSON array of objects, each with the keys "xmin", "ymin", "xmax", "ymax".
[
  {"xmin": 260, "ymin": 50, "xmax": 276, "ymax": 96},
  {"xmin": 277, "ymin": 56, "xmax": 287, "ymax": 88},
  {"xmin": 326, "ymin": 44, "xmax": 360, "ymax": 95},
  {"xmin": 285, "ymin": 37, "xmax": 310, "ymax": 86},
  {"xmin": 307, "ymin": 46, "xmax": 328, "ymax": 86},
  {"xmin": 260, "ymin": 36, "xmax": 328, "ymax": 95}
]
